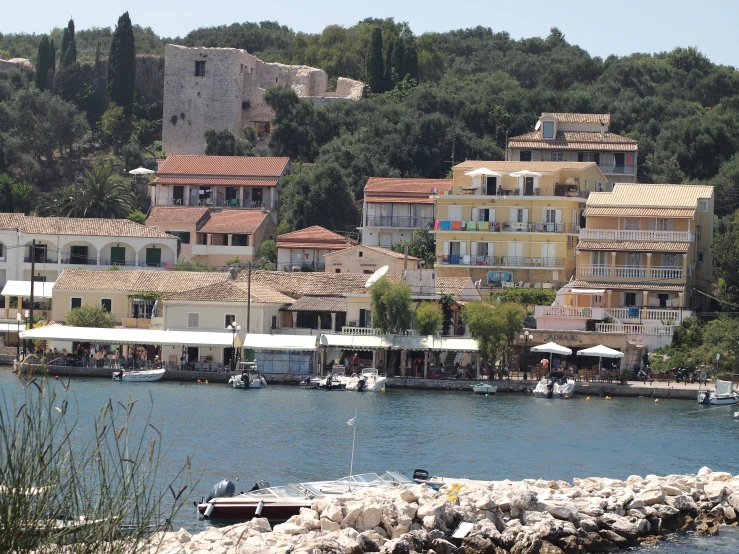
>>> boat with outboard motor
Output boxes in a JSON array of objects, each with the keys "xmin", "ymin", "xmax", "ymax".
[
  {"xmin": 345, "ymin": 369, "xmax": 387, "ymax": 392},
  {"xmin": 532, "ymin": 371, "xmax": 575, "ymax": 398},
  {"xmin": 301, "ymin": 371, "xmax": 347, "ymax": 390},
  {"xmin": 112, "ymin": 368, "xmax": 165, "ymax": 382},
  {"xmin": 231, "ymin": 362, "xmax": 267, "ymax": 389},
  {"xmin": 195, "ymin": 471, "xmax": 415, "ymax": 521},
  {"xmin": 472, "ymin": 383, "xmax": 497, "ymax": 395},
  {"xmin": 698, "ymin": 379, "xmax": 739, "ymax": 405}
]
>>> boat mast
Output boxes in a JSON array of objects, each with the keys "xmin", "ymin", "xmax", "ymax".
[{"xmin": 349, "ymin": 408, "xmax": 357, "ymax": 477}]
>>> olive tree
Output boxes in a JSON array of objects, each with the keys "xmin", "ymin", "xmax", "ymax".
[
  {"xmin": 462, "ymin": 301, "xmax": 524, "ymax": 367},
  {"xmin": 370, "ymin": 277, "xmax": 412, "ymax": 334}
]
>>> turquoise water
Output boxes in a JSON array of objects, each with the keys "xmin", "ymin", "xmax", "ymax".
[{"xmin": 1, "ymin": 369, "xmax": 738, "ymax": 552}]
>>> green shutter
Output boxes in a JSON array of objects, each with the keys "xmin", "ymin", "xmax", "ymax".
[
  {"xmin": 145, "ymin": 248, "xmax": 161, "ymax": 267},
  {"xmin": 111, "ymin": 247, "xmax": 125, "ymax": 264}
]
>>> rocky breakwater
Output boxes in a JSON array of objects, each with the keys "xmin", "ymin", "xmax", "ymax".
[{"xmin": 145, "ymin": 467, "xmax": 739, "ymax": 554}]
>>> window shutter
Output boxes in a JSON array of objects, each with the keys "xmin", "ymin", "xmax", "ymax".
[
  {"xmin": 522, "ymin": 209, "xmax": 529, "ymax": 223},
  {"xmin": 577, "ymin": 152, "xmax": 584, "ymax": 162},
  {"xmin": 471, "ymin": 208, "xmax": 478, "ymax": 221},
  {"xmin": 489, "ymin": 208, "xmax": 495, "ymax": 222},
  {"xmin": 471, "ymin": 241, "xmax": 478, "ymax": 257},
  {"xmin": 443, "ymin": 241, "xmax": 450, "ymax": 255},
  {"xmin": 459, "ymin": 242, "xmax": 467, "ymax": 257},
  {"xmin": 555, "ymin": 210, "xmax": 562, "ymax": 224},
  {"xmin": 510, "ymin": 208, "xmax": 518, "ymax": 221}
]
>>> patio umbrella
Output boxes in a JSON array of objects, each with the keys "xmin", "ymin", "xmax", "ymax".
[
  {"xmin": 128, "ymin": 167, "xmax": 155, "ymax": 175},
  {"xmin": 531, "ymin": 341, "xmax": 573, "ymax": 371},
  {"xmin": 464, "ymin": 168, "xmax": 501, "ymax": 177},
  {"xmin": 576, "ymin": 344, "xmax": 624, "ymax": 372}
]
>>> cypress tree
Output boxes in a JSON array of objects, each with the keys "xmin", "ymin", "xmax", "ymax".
[
  {"xmin": 384, "ymin": 40, "xmax": 395, "ymax": 91},
  {"xmin": 404, "ymin": 44, "xmax": 419, "ymax": 83},
  {"xmin": 34, "ymin": 35, "xmax": 51, "ymax": 91},
  {"xmin": 48, "ymin": 38, "xmax": 56, "ymax": 83},
  {"xmin": 60, "ymin": 28, "xmax": 69, "ymax": 67},
  {"xmin": 64, "ymin": 19, "xmax": 77, "ymax": 67},
  {"xmin": 391, "ymin": 37, "xmax": 405, "ymax": 80},
  {"xmin": 365, "ymin": 27, "xmax": 384, "ymax": 94},
  {"xmin": 107, "ymin": 11, "xmax": 136, "ymax": 117}
]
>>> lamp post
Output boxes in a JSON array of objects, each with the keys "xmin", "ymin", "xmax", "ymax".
[
  {"xmin": 520, "ymin": 330, "xmax": 531, "ymax": 381},
  {"xmin": 15, "ymin": 312, "xmax": 21, "ymax": 360},
  {"xmin": 23, "ymin": 309, "xmax": 29, "ymax": 357},
  {"xmin": 229, "ymin": 322, "xmax": 241, "ymax": 372}
]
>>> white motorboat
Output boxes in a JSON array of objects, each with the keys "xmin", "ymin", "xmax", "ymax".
[
  {"xmin": 472, "ymin": 383, "xmax": 497, "ymax": 395},
  {"xmin": 112, "ymin": 368, "xmax": 165, "ymax": 382},
  {"xmin": 233, "ymin": 362, "xmax": 267, "ymax": 389},
  {"xmin": 345, "ymin": 369, "xmax": 387, "ymax": 392},
  {"xmin": 698, "ymin": 379, "xmax": 738, "ymax": 405},
  {"xmin": 532, "ymin": 371, "xmax": 575, "ymax": 398}
]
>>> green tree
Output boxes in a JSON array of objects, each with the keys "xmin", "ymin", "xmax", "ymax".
[
  {"xmin": 391, "ymin": 228, "xmax": 436, "ymax": 268},
  {"xmin": 493, "ymin": 288, "xmax": 557, "ymax": 306},
  {"xmin": 65, "ymin": 304, "xmax": 117, "ymax": 327},
  {"xmin": 264, "ymin": 86, "xmax": 318, "ymax": 160},
  {"xmin": 370, "ymin": 277, "xmax": 412, "ymax": 334},
  {"xmin": 415, "ymin": 301, "xmax": 443, "ymax": 335},
  {"xmin": 204, "ymin": 128, "xmax": 254, "ymax": 155},
  {"xmin": 100, "ymin": 103, "xmax": 130, "ymax": 155},
  {"xmin": 172, "ymin": 258, "xmax": 218, "ymax": 272},
  {"xmin": 365, "ymin": 27, "xmax": 385, "ymax": 93},
  {"xmin": 60, "ymin": 19, "xmax": 77, "ymax": 68},
  {"xmin": 712, "ymin": 213, "xmax": 739, "ymax": 306},
  {"xmin": 78, "ymin": 165, "xmax": 136, "ymax": 218},
  {"xmin": 126, "ymin": 209, "xmax": 147, "ymax": 224},
  {"xmin": 259, "ymin": 238, "xmax": 277, "ymax": 263},
  {"xmin": 462, "ymin": 301, "xmax": 524, "ymax": 367},
  {"xmin": 107, "ymin": 11, "xmax": 136, "ymax": 117},
  {"xmin": 34, "ymin": 36, "xmax": 51, "ymax": 91}
]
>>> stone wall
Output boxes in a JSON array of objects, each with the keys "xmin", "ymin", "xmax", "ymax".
[{"xmin": 0, "ymin": 58, "xmax": 33, "ymax": 72}]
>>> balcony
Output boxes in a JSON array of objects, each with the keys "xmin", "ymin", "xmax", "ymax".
[
  {"xmin": 534, "ymin": 306, "xmax": 606, "ymax": 319},
  {"xmin": 24, "ymin": 255, "xmax": 58, "ymax": 264},
  {"xmin": 597, "ymin": 163, "xmax": 637, "ymax": 176},
  {"xmin": 192, "ymin": 244, "xmax": 255, "ymax": 257},
  {"xmin": 459, "ymin": 183, "xmax": 586, "ymax": 198},
  {"xmin": 595, "ymin": 323, "xmax": 675, "ymax": 336},
  {"xmin": 439, "ymin": 255, "xmax": 564, "ymax": 268},
  {"xmin": 162, "ymin": 198, "xmax": 273, "ymax": 209},
  {"xmin": 577, "ymin": 265, "xmax": 684, "ymax": 280},
  {"xmin": 435, "ymin": 221, "xmax": 579, "ymax": 233},
  {"xmin": 579, "ymin": 229, "xmax": 694, "ymax": 242},
  {"xmin": 365, "ymin": 216, "xmax": 434, "ymax": 228},
  {"xmin": 605, "ymin": 308, "xmax": 692, "ymax": 324}
]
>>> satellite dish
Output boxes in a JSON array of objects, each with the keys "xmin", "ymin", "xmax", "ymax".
[
  {"xmin": 365, "ymin": 265, "xmax": 389, "ymax": 288},
  {"xmin": 534, "ymin": 121, "xmax": 541, "ymax": 131}
]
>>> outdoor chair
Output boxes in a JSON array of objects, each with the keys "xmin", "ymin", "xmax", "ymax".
[
  {"xmin": 533, "ymin": 283, "xmax": 542, "ymax": 289},
  {"xmin": 523, "ymin": 283, "xmax": 530, "ymax": 288}
]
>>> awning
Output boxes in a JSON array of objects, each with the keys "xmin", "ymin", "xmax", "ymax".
[
  {"xmin": 319, "ymin": 334, "xmax": 392, "ymax": 351},
  {"xmin": 577, "ymin": 344, "xmax": 624, "ymax": 358},
  {"xmin": 0, "ymin": 323, "xmax": 22, "ymax": 332},
  {"xmin": 2, "ymin": 281, "xmax": 55, "ymax": 299},
  {"xmin": 319, "ymin": 334, "xmax": 479, "ymax": 352},
  {"xmin": 20, "ymin": 326, "xmax": 237, "ymax": 347},
  {"xmin": 285, "ymin": 296, "xmax": 347, "ymax": 313},
  {"xmin": 531, "ymin": 342, "xmax": 573, "ymax": 355},
  {"xmin": 242, "ymin": 334, "xmax": 317, "ymax": 351},
  {"xmin": 569, "ymin": 288, "xmax": 606, "ymax": 295}
]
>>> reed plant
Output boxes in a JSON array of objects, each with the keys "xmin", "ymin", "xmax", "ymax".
[{"xmin": 0, "ymin": 373, "xmax": 194, "ymax": 553}]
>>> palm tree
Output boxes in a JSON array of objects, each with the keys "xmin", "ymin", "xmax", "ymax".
[{"xmin": 79, "ymin": 165, "xmax": 136, "ymax": 219}]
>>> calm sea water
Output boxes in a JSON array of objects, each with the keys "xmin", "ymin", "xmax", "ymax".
[{"xmin": 1, "ymin": 368, "xmax": 737, "ymax": 552}]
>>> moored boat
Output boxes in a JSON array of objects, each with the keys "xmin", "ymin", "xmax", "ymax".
[
  {"xmin": 532, "ymin": 371, "xmax": 575, "ymax": 398},
  {"xmin": 472, "ymin": 383, "xmax": 497, "ymax": 395},
  {"xmin": 112, "ymin": 368, "xmax": 165, "ymax": 382},
  {"xmin": 698, "ymin": 379, "xmax": 738, "ymax": 405},
  {"xmin": 345, "ymin": 369, "xmax": 387, "ymax": 392}
]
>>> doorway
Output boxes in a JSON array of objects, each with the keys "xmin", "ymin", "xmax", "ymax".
[
  {"xmin": 187, "ymin": 347, "xmax": 199, "ymax": 363},
  {"xmin": 450, "ymin": 242, "xmax": 460, "ymax": 264},
  {"xmin": 614, "ymin": 153, "xmax": 625, "ymax": 173}
]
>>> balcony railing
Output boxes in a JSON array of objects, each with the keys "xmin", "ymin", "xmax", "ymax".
[
  {"xmin": 435, "ymin": 221, "xmax": 579, "ymax": 233},
  {"xmin": 60, "ymin": 256, "xmax": 97, "ymax": 266},
  {"xmin": 650, "ymin": 266, "xmax": 684, "ymax": 279},
  {"xmin": 596, "ymin": 323, "xmax": 675, "ymax": 336},
  {"xmin": 577, "ymin": 265, "xmax": 684, "ymax": 280},
  {"xmin": 580, "ymin": 229, "xmax": 694, "ymax": 242},
  {"xmin": 605, "ymin": 308, "xmax": 690, "ymax": 323},
  {"xmin": 534, "ymin": 306, "xmax": 606, "ymax": 319},
  {"xmin": 439, "ymin": 255, "xmax": 564, "ymax": 268},
  {"xmin": 365, "ymin": 216, "xmax": 434, "ymax": 228},
  {"xmin": 458, "ymin": 184, "xmax": 587, "ymax": 198},
  {"xmin": 597, "ymin": 163, "xmax": 638, "ymax": 175},
  {"xmin": 24, "ymin": 256, "xmax": 58, "ymax": 264},
  {"xmin": 578, "ymin": 265, "xmax": 613, "ymax": 278},
  {"xmin": 279, "ymin": 262, "xmax": 325, "ymax": 272},
  {"xmin": 164, "ymin": 198, "xmax": 272, "ymax": 209}
]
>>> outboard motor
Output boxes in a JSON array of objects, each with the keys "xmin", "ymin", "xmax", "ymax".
[
  {"xmin": 325, "ymin": 374, "xmax": 333, "ymax": 390},
  {"xmin": 206, "ymin": 479, "xmax": 236, "ymax": 502},
  {"xmin": 357, "ymin": 377, "xmax": 367, "ymax": 392},
  {"xmin": 546, "ymin": 376, "xmax": 555, "ymax": 399},
  {"xmin": 698, "ymin": 391, "xmax": 711, "ymax": 404},
  {"xmin": 413, "ymin": 469, "xmax": 429, "ymax": 481}
]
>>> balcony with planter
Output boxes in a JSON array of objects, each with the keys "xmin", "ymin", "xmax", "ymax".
[
  {"xmin": 438, "ymin": 255, "xmax": 564, "ymax": 268},
  {"xmin": 577, "ymin": 265, "xmax": 686, "ymax": 281},
  {"xmin": 433, "ymin": 221, "xmax": 579, "ymax": 233},
  {"xmin": 579, "ymin": 229, "xmax": 694, "ymax": 242}
]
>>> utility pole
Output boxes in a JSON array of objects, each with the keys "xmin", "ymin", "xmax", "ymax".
[
  {"xmin": 29, "ymin": 239, "xmax": 35, "ymax": 334},
  {"xmin": 246, "ymin": 262, "xmax": 251, "ymax": 335}
]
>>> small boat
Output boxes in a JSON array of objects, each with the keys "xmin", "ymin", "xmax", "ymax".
[
  {"xmin": 195, "ymin": 471, "xmax": 414, "ymax": 521},
  {"xmin": 301, "ymin": 376, "xmax": 321, "ymax": 389},
  {"xmin": 233, "ymin": 362, "xmax": 267, "ymax": 389},
  {"xmin": 532, "ymin": 371, "xmax": 575, "ymax": 398},
  {"xmin": 698, "ymin": 379, "xmax": 738, "ymax": 405},
  {"xmin": 345, "ymin": 369, "xmax": 387, "ymax": 392},
  {"xmin": 112, "ymin": 368, "xmax": 165, "ymax": 382},
  {"xmin": 472, "ymin": 383, "xmax": 497, "ymax": 395}
]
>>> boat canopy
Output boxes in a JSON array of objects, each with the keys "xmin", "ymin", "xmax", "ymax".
[{"xmin": 715, "ymin": 379, "xmax": 734, "ymax": 396}]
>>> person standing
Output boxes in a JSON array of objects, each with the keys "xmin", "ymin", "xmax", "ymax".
[{"xmin": 352, "ymin": 352, "xmax": 359, "ymax": 371}]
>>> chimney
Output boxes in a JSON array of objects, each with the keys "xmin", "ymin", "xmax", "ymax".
[{"xmin": 600, "ymin": 120, "xmax": 605, "ymax": 138}]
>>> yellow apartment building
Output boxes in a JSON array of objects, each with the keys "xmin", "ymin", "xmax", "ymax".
[{"xmin": 433, "ymin": 161, "xmax": 608, "ymax": 286}]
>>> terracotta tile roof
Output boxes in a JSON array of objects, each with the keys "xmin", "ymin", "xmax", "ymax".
[
  {"xmin": 326, "ymin": 244, "xmax": 419, "ymax": 261},
  {"xmin": 571, "ymin": 280, "xmax": 685, "ymax": 292},
  {"xmin": 436, "ymin": 277, "xmax": 476, "ymax": 297},
  {"xmin": 277, "ymin": 226, "xmax": 355, "ymax": 249},
  {"xmin": 165, "ymin": 281, "xmax": 293, "ymax": 304},
  {"xmin": 152, "ymin": 177, "xmax": 279, "ymax": 187},
  {"xmin": 157, "ymin": 155, "xmax": 290, "ymax": 178},
  {"xmin": 577, "ymin": 240, "xmax": 689, "ymax": 252},
  {"xmin": 0, "ymin": 213, "xmax": 175, "ymax": 239},
  {"xmin": 364, "ymin": 177, "xmax": 452, "ymax": 195},
  {"xmin": 507, "ymin": 131, "xmax": 638, "ymax": 151},
  {"xmin": 587, "ymin": 184, "xmax": 714, "ymax": 208},
  {"xmin": 199, "ymin": 210, "xmax": 269, "ymax": 234},
  {"xmin": 53, "ymin": 268, "xmax": 228, "ymax": 293},
  {"xmin": 583, "ymin": 207, "xmax": 696, "ymax": 218},
  {"xmin": 365, "ymin": 196, "xmax": 434, "ymax": 205},
  {"xmin": 453, "ymin": 160, "xmax": 598, "ymax": 173},
  {"xmin": 239, "ymin": 270, "xmax": 379, "ymax": 297},
  {"xmin": 147, "ymin": 207, "xmax": 210, "ymax": 224},
  {"xmin": 285, "ymin": 296, "xmax": 347, "ymax": 312},
  {"xmin": 541, "ymin": 113, "xmax": 611, "ymax": 125}
]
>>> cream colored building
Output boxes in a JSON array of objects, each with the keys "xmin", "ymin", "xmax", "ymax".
[
  {"xmin": 324, "ymin": 245, "xmax": 419, "ymax": 276},
  {"xmin": 434, "ymin": 161, "xmax": 607, "ymax": 287},
  {"xmin": 507, "ymin": 113, "xmax": 638, "ymax": 185},
  {"xmin": 276, "ymin": 226, "xmax": 355, "ymax": 272}
]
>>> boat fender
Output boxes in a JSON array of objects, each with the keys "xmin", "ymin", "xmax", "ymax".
[
  {"xmin": 655, "ymin": 399, "xmax": 660, "ymax": 403},
  {"xmin": 204, "ymin": 502, "xmax": 215, "ymax": 518},
  {"xmin": 255, "ymin": 500, "xmax": 264, "ymax": 516}
]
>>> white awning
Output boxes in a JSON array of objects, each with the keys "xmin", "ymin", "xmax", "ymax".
[
  {"xmin": 20, "ymin": 326, "xmax": 236, "ymax": 347},
  {"xmin": 2, "ymin": 280, "xmax": 55, "ymax": 299},
  {"xmin": 0, "ymin": 323, "xmax": 22, "ymax": 332},
  {"xmin": 577, "ymin": 344, "xmax": 624, "ymax": 358},
  {"xmin": 319, "ymin": 334, "xmax": 392, "ymax": 351},
  {"xmin": 531, "ymin": 342, "xmax": 573, "ymax": 355},
  {"xmin": 242, "ymin": 334, "xmax": 317, "ymax": 351},
  {"xmin": 569, "ymin": 288, "xmax": 606, "ymax": 295},
  {"xmin": 319, "ymin": 334, "xmax": 479, "ymax": 352}
]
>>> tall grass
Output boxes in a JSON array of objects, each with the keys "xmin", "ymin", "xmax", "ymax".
[{"xmin": 0, "ymin": 374, "xmax": 194, "ymax": 553}]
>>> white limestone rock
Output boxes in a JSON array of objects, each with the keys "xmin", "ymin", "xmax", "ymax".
[
  {"xmin": 698, "ymin": 466, "xmax": 713, "ymax": 477},
  {"xmin": 273, "ymin": 522, "xmax": 307, "ymax": 535},
  {"xmin": 703, "ymin": 482, "xmax": 727, "ymax": 502},
  {"xmin": 673, "ymin": 494, "xmax": 698, "ymax": 512},
  {"xmin": 354, "ymin": 505, "xmax": 384, "ymax": 532}
]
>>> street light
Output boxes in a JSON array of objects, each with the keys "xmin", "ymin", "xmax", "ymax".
[
  {"xmin": 23, "ymin": 309, "xmax": 29, "ymax": 357},
  {"xmin": 15, "ymin": 313, "xmax": 21, "ymax": 360},
  {"xmin": 520, "ymin": 330, "xmax": 531, "ymax": 381},
  {"xmin": 229, "ymin": 322, "xmax": 241, "ymax": 371}
]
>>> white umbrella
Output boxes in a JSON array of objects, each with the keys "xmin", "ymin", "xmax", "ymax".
[
  {"xmin": 128, "ymin": 167, "xmax": 156, "ymax": 175},
  {"xmin": 464, "ymin": 168, "xmax": 501, "ymax": 177},
  {"xmin": 577, "ymin": 344, "xmax": 624, "ymax": 372},
  {"xmin": 530, "ymin": 341, "xmax": 572, "ymax": 371}
]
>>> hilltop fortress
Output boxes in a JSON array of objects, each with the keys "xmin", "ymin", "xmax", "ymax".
[{"xmin": 162, "ymin": 44, "xmax": 365, "ymax": 155}]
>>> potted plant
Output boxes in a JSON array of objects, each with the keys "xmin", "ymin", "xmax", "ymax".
[{"xmin": 619, "ymin": 369, "xmax": 631, "ymax": 385}]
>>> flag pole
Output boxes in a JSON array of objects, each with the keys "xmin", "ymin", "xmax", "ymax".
[{"xmin": 349, "ymin": 408, "xmax": 357, "ymax": 477}]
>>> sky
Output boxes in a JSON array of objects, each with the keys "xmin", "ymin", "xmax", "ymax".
[{"xmin": 3, "ymin": 0, "xmax": 738, "ymax": 67}]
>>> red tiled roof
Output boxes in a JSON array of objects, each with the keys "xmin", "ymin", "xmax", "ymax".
[
  {"xmin": 276, "ymin": 242, "xmax": 351, "ymax": 250},
  {"xmin": 152, "ymin": 177, "xmax": 279, "ymax": 187},
  {"xmin": 277, "ymin": 226, "xmax": 355, "ymax": 247},
  {"xmin": 324, "ymin": 244, "xmax": 419, "ymax": 261},
  {"xmin": 147, "ymin": 207, "xmax": 210, "ymax": 224},
  {"xmin": 583, "ymin": 207, "xmax": 696, "ymax": 218},
  {"xmin": 541, "ymin": 113, "xmax": 611, "ymax": 125},
  {"xmin": 364, "ymin": 177, "xmax": 452, "ymax": 194},
  {"xmin": 199, "ymin": 210, "xmax": 269, "ymax": 234},
  {"xmin": 157, "ymin": 155, "xmax": 290, "ymax": 178},
  {"xmin": 507, "ymin": 131, "xmax": 638, "ymax": 152},
  {"xmin": 365, "ymin": 196, "xmax": 434, "ymax": 204}
]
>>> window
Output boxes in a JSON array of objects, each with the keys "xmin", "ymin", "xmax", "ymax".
[
  {"xmin": 519, "ymin": 151, "xmax": 532, "ymax": 162},
  {"xmin": 579, "ymin": 152, "xmax": 595, "ymax": 162},
  {"xmin": 697, "ymin": 251, "xmax": 705, "ymax": 267},
  {"xmin": 515, "ymin": 209, "xmax": 525, "ymax": 223},
  {"xmin": 71, "ymin": 297, "xmax": 82, "ymax": 310},
  {"xmin": 195, "ymin": 61, "xmax": 206, "ymax": 76},
  {"xmin": 626, "ymin": 253, "xmax": 642, "ymax": 266},
  {"xmin": 101, "ymin": 298, "xmax": 112, "ymax": 312},
  {"xmin": 358, "ymin": 251, "xmax": 364, "ymax": 258},
  {"xmin": 359, "ymin": 308, "xmax": 372, "ymax": 328},
  {"xmin": 110, "ymin": 246, "xmax": 126, "ymax": 264},
  {"xmin": 663, "ymin": 254, "xmax": 680, "ymax": 267},
  {"xmin": 624, "ymin": 218, "xmax": 640, "ymax": 230},
  {"xmin": 225, "ymin": 314, "xmax": 236, "ymax": 329},
  {"xmin": 0, "ymin": 243, "xmax": 4, "ymax": 259},
  {"xmin": 145, "ymin": 247, "xmax": 162, "ymax": 267},
  {"xmin": 655, "ymin": 219, "xmax": 671, "ymax": 231},
  {"xmin": 550, "ymin": 151, "xmax": 563, "ymax": 161},
  {"xmin": 696, "ymin": 224, "xmax": 702, "ymax": 241},
  {"xmin": 335, "ymin": 268, "xmax": 341, "ymax": 273},
  {"xmin": 698, "ymin": 200, "xmax": 708, "ymax": 212},
  {"xmin": 167, "ymin": 231, "xmax": 191, "ymax": 245},
  {"xmin": 625, "ymin": 293, "xmax": 637, "ymax": 307},
  {"xmin": 232, "ymin": 234, "xmax": 249, "ymax": 246},
  {"xmin": 542, "ymin": 121, "xmax": 555, "ymax": 139},
  {"xmin": 591, "ymin": 251, "xmax": 606, "ymax": 265},
  {"xmin": 188, "ymin": 313, "xmax": 200, "ymax": 328}
]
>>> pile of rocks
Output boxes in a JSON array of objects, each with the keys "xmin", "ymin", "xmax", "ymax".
[{"xmin": 146, "ymin": 467, "xmax": 739, "ymax": 554}]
